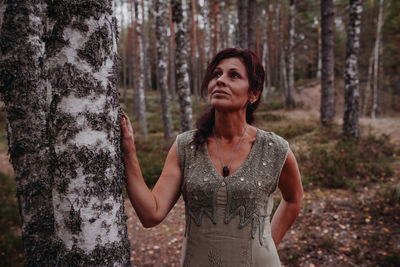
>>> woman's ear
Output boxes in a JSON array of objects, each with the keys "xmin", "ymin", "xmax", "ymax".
[{"xmin": 249, "ymin": 90, "xmax": 261, "ymax": 103}]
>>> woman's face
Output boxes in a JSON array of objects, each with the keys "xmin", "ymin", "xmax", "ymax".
[{"xmin": 207, "ymin": 57, "xmax": 257, "ymax": 111}]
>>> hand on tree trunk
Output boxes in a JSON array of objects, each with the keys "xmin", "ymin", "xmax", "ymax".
[{"xmin": 121, "ymin": 112, "xmax": 136, "ymax": 155}]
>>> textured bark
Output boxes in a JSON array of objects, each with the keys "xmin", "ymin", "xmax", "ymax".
[
  {"xmin": 0, "ymin": 0, "xmax": 130, "ymax": 265},
  {"xmin": 277, "ymin": 0, "xmax": 288, "ymax": 98},
  {"xmin": 237, "ymin": 0, "xmax": 248, "ymax": 48},
  {"xmin": 134, "ymin": 0, "xmax": 148, "ymax": 138},
  {"xmin": 155, "ymin": 0, "xmax": 174, "ymax": 140},
  {"xmin": 202, "ymin": 0, "xmax": 211, "ymax": 64},
  {"xmin": 371, "ymin": 0, "xmax": 384, "ymax": 119},
  {"xmin": 286, "ymin": 0, "xmax": 296, "ymax": 108},
  {"xmin": 218, "ymin": 0, "xmax": 228, "ymax": 50},
  {"xmin": 248, "ymin": 0, "xmax": 256, "ymax": 51},
  {"xmin": 320, "ymin": 0, "xmax": 336, "ymax": 126},
  {"xmin": 343, "ymin": 0, "xmax": 362, "ymax": 139},
  {"xmin": 172, "ymin": 0, "xmax": 194, "ymax": 132}
]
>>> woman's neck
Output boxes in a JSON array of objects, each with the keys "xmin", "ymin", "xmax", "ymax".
[{"xmin": 213, "ymin": 109, "xmax": 247, "ymax": 141}]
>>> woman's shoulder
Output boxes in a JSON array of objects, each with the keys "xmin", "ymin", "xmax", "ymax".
[
  {"xmin": 176, "ymin": 129, "xmax": 197, "ymax": 147},
  {"xmin": 256, "ymin": 128, "xmax": 289, "ymax": 150}
]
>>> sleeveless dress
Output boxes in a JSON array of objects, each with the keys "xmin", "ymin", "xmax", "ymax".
[{"xmin": 176, "ymin": 129, "xmax": 289, "ymax": 267}]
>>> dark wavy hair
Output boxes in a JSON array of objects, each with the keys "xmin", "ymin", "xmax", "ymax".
[{"xmin": 194, "ymin": 48, "xmax": 265, "ymax": 145}]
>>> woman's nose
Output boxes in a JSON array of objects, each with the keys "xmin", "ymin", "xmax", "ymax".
[{"xmin": 216, "ymin": 75, "xmax": 226, "ymax": 86}]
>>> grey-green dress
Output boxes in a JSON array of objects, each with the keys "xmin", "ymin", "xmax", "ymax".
[{"xmin": 176, "ymin": 129, "xmax": 289, "ymax": 267}]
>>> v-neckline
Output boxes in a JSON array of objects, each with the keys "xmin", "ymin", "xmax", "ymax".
[{"xmin": 204, "ymin": 128, "xmax": 260, "ymax": 180}]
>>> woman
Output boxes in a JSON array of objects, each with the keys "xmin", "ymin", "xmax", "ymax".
[{"xmin": 121, "ymin": 48, "xmax": 303, "ymax": 266}]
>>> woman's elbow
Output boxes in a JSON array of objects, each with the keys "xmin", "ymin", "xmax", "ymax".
[{"xmin": 140, "ymin": 214, "xmax": 164, "ymax": 228}]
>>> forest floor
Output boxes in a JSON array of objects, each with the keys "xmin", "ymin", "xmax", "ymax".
[
  {"xmin": 124, "ymin": 84, "xmax": 400, "ymax": 267},
  {"xmin": 1, "ymin": 84, "xmax": 399, "ymax": 266}
]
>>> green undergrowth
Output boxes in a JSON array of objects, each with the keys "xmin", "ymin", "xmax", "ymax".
[
  {"xmin": 0, "ymin": 172, "xmax": 24, "ymax": 266},
  {"xmin": 298, "ymin": 125, "xmax": 397, "ymax": 189}
]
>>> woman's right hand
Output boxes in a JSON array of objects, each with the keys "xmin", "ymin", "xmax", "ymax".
[{"xmin": 120, "ymin": 111, "xmax": 136, "ymax": 155}]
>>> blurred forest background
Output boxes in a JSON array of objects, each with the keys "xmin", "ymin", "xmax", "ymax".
[{"xmin": 0, "ymin": 0, "xmax": 399, "ymax": 266}]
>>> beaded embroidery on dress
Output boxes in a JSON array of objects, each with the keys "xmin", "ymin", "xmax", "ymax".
[{"xmin": 176, "ymin": 128, "xmax": 289, "ymax": 267}]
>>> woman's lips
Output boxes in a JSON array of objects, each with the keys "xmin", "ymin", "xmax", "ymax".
[{"xmin": 212, "ymin": 89, "xmax": 229, "ymax": 96}]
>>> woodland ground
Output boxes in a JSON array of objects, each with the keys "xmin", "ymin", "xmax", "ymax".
[{"xmin": 0, "ymin": 83, "xmax": 399, "ymax": 266}]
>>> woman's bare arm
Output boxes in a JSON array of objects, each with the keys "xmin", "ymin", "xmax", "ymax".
[
  {"xmin": 271, "ymin": 148, "xmax": 303, "ymax": 248},
  {"xmin": 121, "ymin": 113, "xmax": 182, "ymax": 227}
]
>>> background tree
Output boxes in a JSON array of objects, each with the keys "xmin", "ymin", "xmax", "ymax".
[
  {"xmin": 172, "ymin": 0, "xmax": 194, "ymax": 132},
  {"xmin": 0, "ymin": 1, "xmax": 130, "ymax": 265},
  {"xmin": 343, "ymin": 0, "xmax": 363, "ymax": 138},
  {"xmin": 155, "ymin": 0, "xmax": 174, "ymax": 140},
  {"xmin": 286, "ymin": 0, "xmax": 296, "ymax": 108},
  {"xmin": 320, "ymin": 0, "xmax": 336, "ymax": 126}
]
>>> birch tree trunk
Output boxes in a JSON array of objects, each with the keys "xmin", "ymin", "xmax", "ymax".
[
  {"xmin": 168, "ymin": 2, "xmax": 176, "ymax": 100},
  {"xmin": 135, "ymin": 0, "xmax": 148, "ymax": 138},
  {"xmin": 155, "ymin": 0, "xmax": 174, "ymax": 140},
  {"xmin": 248, "ymin": 0, "xmax": 256, "ymax": 51},
  {"xmin": 218, "ymin": 0, "xmax": 228, "ymax": 50},
  {"xmin": 320, "ymin": 0, "xmax": 336, "ymax": 126},
  {"xmin": 0, "ymin": 1, "xmax": 130, "ymax": 265},
  {"xmin": 172, "ymin": 0, "xmax": 194, "ymax": 132},
  {"xmin": 130, "ymin": 1, "xmax": 139, "ymax": 117},
  {"xmin": 190, "ymin": 0, "xmax": 200, "ymax": 101},
  {"xmin": 286, "ymin": 0, "xmax": 296, "ymax": 108},
  {"xmin": 237, "ymin": 0, "xmax": 248, "ymax": 48},
  {"xmin": 317, "ymin": 18, "xmax": 322, "ymax": 79},
  {"xmin": 371, "ymin": 0, "xmax": 384, "ymax": 119},
  {"xmin": 343, "ymin": 0, "xmax": 362, "ymax": 139}
]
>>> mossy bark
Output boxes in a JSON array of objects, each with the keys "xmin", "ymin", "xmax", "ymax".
[{"xmin": 0, "ymin": 1, "xmax": 130, "ymax": 265}]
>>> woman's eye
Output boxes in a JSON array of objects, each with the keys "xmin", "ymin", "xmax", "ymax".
[
  {"xmin": 213, "ymin": 72, "xmax": 222, "ymax": 78},
  {"xmin": 230, "ymin": 72, "xmax": 240, "ymax": 78}
]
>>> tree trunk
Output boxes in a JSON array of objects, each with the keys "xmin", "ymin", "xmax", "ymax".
[
  {"xmin": 343, "ymin": 0, "xmax": 362, "ymax": 139},
  {"xmin": 155, "ymin": 0, "xmax": 174, "ymax": 140},
  {"xmin": 120, "ymin": 0, "xmax": 128, "ymax": 107},
  {"xmin": 248, "ymin": 0, "xmax": 256, "ymax": 51},
  {"xmin": 0, "ymin": 1, "xmax": 130, "ymax": 265},
  {"xmin": 172, "ymin": 0, "xmax": 194, "ymax": 132},
  {"xmin": 262, "ymin": 3, "xmax": 272, "ymax": 101},
  {"xmin": 189, "ymin": 0, "xmax": 200, "ymax": 102},
  {"xmin": 130, "ymin": 1, "xmax": 139, "ymax": 117},
  {"xmin": 317, "ymin": 17, "xmax": 322, "ymax": 80},
  {"xmin": 212, "ymin": 0, "xmax": 219, "ymax": 55},
  {"xmin": 362, "ymin": 51, "xmax": 374, "ymax": 116},
  {"xmin": 237, "ymin": 0, "xmax": 248, "ymax": 48},
  {"xmin": 135, "ymin": 0, "xmax": 148, "ymax": 138},
  {"xmin": 371, "ymin": 0, "xmax": 384, "ymax": 119},
  {"xmin": 219, "ymin": 0, "xmax": 228, "ymax": 50},
  {"xmin": 286, "ymin": 0, "xmax": 296, "ymax": 108},
  {"xmin": 277, "ymin": 0, "xmax": 288, "ymax": 98},
  {"xmin": 320, "ymin": 0, "xmax": 336, "ymax": 126},
  {"xmin": 168, "ymin": 2, "xmax": 177, "ymax": 100}
]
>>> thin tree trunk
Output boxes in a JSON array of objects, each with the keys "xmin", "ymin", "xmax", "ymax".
[
  {"xmin": 190, "ymin": 0, "xmax": 200, "ymax": 101},
  {"xmin": 203, "ymin": 0, "xmax": 211, "ymax": 64},
  {"xmin": 120, "ymin": 0, "xmax": 128, "ymax": 106},
  {"xmin": 212, "ymin": 0, "xmax": 219, "ymax": 55},
  {"xmin": 135, "ymin": 0, "xmax": 148, "ymax": 138},
  {"xmin": 277, "ymin": 0, "xmax": 288, "ymax": 98},
  {"xmin": 343, "ymin": 0, "xmax": 362, "ymax": 139},
  {"xmin": 262, "ymin": 3, "xmax": 272, "ymax": 101},
  {"xmin": 168, "ymin": 2, "xmax": 177, "ymax": 100},
  {"xmin": 172, "ymin": 0, "xmax": 194, "ymax": 132},
  {"xmin": 371, "ymin": 0, "xmax": 384, "ymax": 119},
  {"xmin": 320, "ymin": 0, "xmax": 336, "ymax": 126},
  {"xmin": 141, "ymin": 0, "xmax": 150, "ymax": 95},
  {"xmin": 248, "ymin": 0, "xmax": 256, "ymax": 51},
  {"xmin": 286, "ymin": 0, "xmax": 296, "ymax": 108},
  {"xmin": 362, "ymin": 49, "xmax": 374, "ymax": 116},
  {"xmin": 237, "ymin": 0, "xmax": 248, "ymax": 48},
  {"xmin": 0, "ymin": 1, "xmax": 130, "ymax": 265},
  {"xmin": 130, "ymin": 1, "xmax": 139, "ymax": 117},
  {"xmin": 218, "ymin": 0, "xmax": 228, "ymax": 50},
  {"xmin": 155, "ymin": 0, "xmax": 174, "ymax": 140},
  {"xmin": 317, "ymin": 16, "xmax": 322, "ymax": 80}
]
